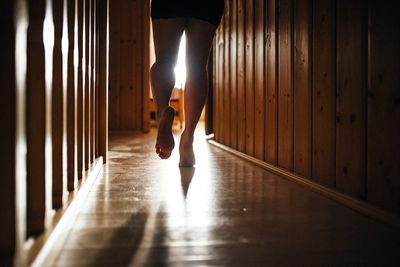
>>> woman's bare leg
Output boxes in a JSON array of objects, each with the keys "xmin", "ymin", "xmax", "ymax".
[
  {"xmin": 151, "ymin": 19, "xmax": 186, "ymax": 159},
  {"xmin": 179, "ymin": 19, "xmax": 216, "ymax": 167}
]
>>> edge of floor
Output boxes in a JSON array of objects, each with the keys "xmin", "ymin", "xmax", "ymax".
[
  {"xmin": 207, "ymin": 136, "xmax": 400, "ymax": 229},
  {"xmin": 28, "ymin": 157, "xmax": 104, "ymax": 267}
]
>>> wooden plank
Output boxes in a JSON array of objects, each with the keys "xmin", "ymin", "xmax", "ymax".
[
  {"xmin": 245, "ymin": 0, "xmax": 254, "ymax": 156},
  {"xmin": 90, "ymin": 0, "xmax": 96, "ymax": 161},
  {"xmin": 26, "ymin": 0, "xmax": 46, "ymax": 237},
  {"xmin": 51, "ymin": 0, "xmax": 64, "ymax": 208},
  {"xmin": 206, "ymin": 47, "xmax": 214, "ymax": 135},
  {"xmin": 98, "ymin": 0, "xmax": 109, "ymax": 161},
  {"xmin": 312, "ymin": 0, "xmax": 336, "ymax": 187},
  {"xmin": 67, "ymin": 0, "xmax": 77, "ymax": 191},
  {"xmin": 236, "ymin": 0, "xmax": 246, "ymax": 153},
  {"xmin": 215, "ymin": 21, "xmax": 224, "ymax": 142},
  {"xmin": 77, "ymin": 0, "xmax": 84, "ymax": 178},
  {"xmin": 0, "ymin": 1, "xmax": 16, "ymax": 263},
  {"xmin": 293, "ymin": 0, "xmax": 312, "ymax": 177},
  {"xmin": 212, "ymin": 36, "xmax": 217, "ymax": 137},
  {"xmin": 265, "ymin": 0, "xmax": 278, "ymax": 165},
  {"xmin": 367, "ymin": 0, "xmax": 400, "ymax": 213},
  {"xmin": 336, "ymin": 0, "xmax": 367, "ymax": 198},
  {"xmin": 119, "ymin": 0, "xmax": 134, "ymax": 129},
  {"xmin": 223, "ymin": 0, "xmax": 231, "ymax": 146},
  {"xmin": 278, "ymin": 0, "xmax": 294, "ymax": 170},
  {"xmin": 142, "ymin": 0, "xmax": 150, "ymax": 132},
  {"xmin": 254, "ymin": 0, "xmax": 265, "ymax": 160},
  {"xmin": 95, "ymin": 0, "xmax": 99, "ymax": 158},
  {"xmin": 229, "ymin": 0, "xmax": 238, "ymax": 149},
  {"xmin": 84, "ymin": 0, "xmax": 90, "ymax": 169},
  {"xmin": 135, "ymin": 0, "xmax": 144, "ymax": 131},
  {"xmin": 108, "ymin": 0, "xmax": 121, "ymax": 130}
]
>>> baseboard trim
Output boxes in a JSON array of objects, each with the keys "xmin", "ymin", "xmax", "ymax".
[
  {"xmin": 27, "ymin": 157, "xmax": 104, "ymax": 267},
  {"xmin": 207, "ymin": 138, "xmax": 400, "ymax": 229}
]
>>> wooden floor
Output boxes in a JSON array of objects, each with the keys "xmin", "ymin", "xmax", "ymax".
[{"xmin": 40, "ymin": 124, "xmax": 400, "ymax": 267}]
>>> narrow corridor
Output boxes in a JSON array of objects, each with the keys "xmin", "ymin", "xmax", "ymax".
[{"xmin": 37, "ymin": 125, "xmax": 400, "ymax": 267}]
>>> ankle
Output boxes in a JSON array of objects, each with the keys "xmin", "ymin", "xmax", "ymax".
[{"xmin": 180, "ymin": 131, "xmax": 194, "ymax": 145}]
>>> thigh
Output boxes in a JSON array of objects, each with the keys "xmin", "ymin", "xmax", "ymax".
[
  {"xmin": 152, "ymin": 18, "xmax": 187, "ymax": 65},
  {"xmin": 185, "ymin": 19, "xmax": 217, "ymax": 72}
]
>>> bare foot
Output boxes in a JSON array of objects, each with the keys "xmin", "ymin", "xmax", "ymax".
[
  {"xmin": 179, "ymin": 134, "xmax": 195, "ymax": 167},
  {"xmin": 155, "ymin": 106, "xmax": 175, "ymax": 159}
]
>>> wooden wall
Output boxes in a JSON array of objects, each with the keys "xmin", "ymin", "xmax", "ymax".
[
  {"xmin": 213, "ymin": 0, "xmax": 400, "ymax": 214},
  {"xmin": 109, "ymin": 0, "xmax": 150, "ymax": 132},
  {"xmin": 0, "ymin": 0, "xmax": 109, "ymax": 265}
]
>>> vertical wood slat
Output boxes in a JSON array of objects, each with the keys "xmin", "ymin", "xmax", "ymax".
[
  {"xmin": 245, "ymin": 0, "xmax": 255, "ymax": 156},
  {"xmin": 367, "ymin": 0, "xmax": 400, "ymax": 213},
  {"xmin": 206, "ymin": 47, "xmax": 214, "ymax": 136},
  {"xmin": 278, "ymin": 0, "xmax": 294, "ymax": 170},
  {"xmin": 312, "ymin": 0, "xmax": 336, "ymax": 187},
  {"xmin": 336, "ymin": 0, "xmax": 367, "ymax": 198},
  {"xmin": 212, "ymin": 0, "xmax": 400, "ymax": 215},
  {"xmin": 265, "ymin": 0, "xmax": 278, "ymax": 165},
  {"xmin": 98, "ymin": 0, "xmax": 109, "ymax": 161},
  {"xmin": 109, "ymin": 0, "xmax": 121, "ymax": 130},
  {"xmin": 142, "ymin": 0, "xmax": 150, "ymax": 133},
  {"xmin": 84, "ymin": 0, "xmax": 90, "ymax": 169},
  {"xmin": 230, "ymin": 0, "xmax": 238, "ymax": 150},
  {"xmin": 26, "ymin": 0, "xmax": 46, "ymax": 237},
  {"xmin": 254, "ymin": 0, "xmax": 265, "ymax": 160},
  {"xmin": 223, "ymin": 0, "xmax": 231, "ymax": 146},
  {"xmin": 119, "ymin": 0, "xmax": 134, "ymax": 129},
  {"xmin": 90, "ymin": 0, "xmax": 95, "ymax": 162},
  {"xmin": 0, "ymin": 1, "xmax": 17, "ymax": 263},
  {"xmin": 52, "ymin": 0, "xmax": 64, "ymax": 207},
  {"xmin": 95, "ymin": 0, "xmax": 99, "ymax": 157},
  {"xmin": 67, "ymin": 0, "xmax": 77, "ymax": 191},
  {"xmin": 77, "ymin": 0, "xmax": 84, "ymax": 178},
  {"xmin": 215, "ymin": 20, "xmax": 224, "ymax": 143},
  {"xmin": 293, "ymin": 0, "xmax": 312, "ymax": 177},
  {"xmin": 237, "ymin": 0, "xmax": 246, "ymax": 153},
  {"xmin": 135, "ymin": 0, "xmax": 144, "ymax": 130}
]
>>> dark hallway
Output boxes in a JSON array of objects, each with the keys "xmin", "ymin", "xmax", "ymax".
[{"xmin": 1, "ymin": 0, "xmax": 400, "ymax": 266}]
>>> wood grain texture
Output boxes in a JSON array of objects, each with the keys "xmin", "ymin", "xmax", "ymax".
[
  {"xmin": 135, "ymin": 0, "xmax": 144, "ymax": 131},
  {"xmin": 367, "ymin": 0, "xmax": 400, "ymax": 213},
  {"xmin": 312, "ymin": 0, "xmax": 336, "ymax": 187},
  {"xmin": 98, "ymin": 0, "xmax": 109, "ymax": 161},
  {"xmin": 211, "ymin": 0, "xmax": 400, "ymax": 214},
  {"xmin": 223, "ymin": 0, "xmax": 231, "ymax": 146},
  {"xmin": 142, "ymin": 0, "xmax": 150, "ymax": 133},
  {"xmin": 254, "ymin": 0, "xmax": 265, "ymax": 160},
  {"xmin": 84, "ymin": 0, "xmax": 90, "ymax": 169},
  {"xmin": 67, "ymin": 0, "xmax": 77, "ymax": 191},
  {"xmin": 237, "ymin": 0, "xmax": 246, "ymax": 153},
  {"xmin": 245, "ymin": 0, "xmax": 255, "ymax": 156},
  {"xmin": 293, "ymin": 0, "xmax": 312, "ymax": 177},
  {"xmin": 52, "ymin": 0, "xmax": 64, "ymax": 207},
  {"xmin": 265, "ymin": 0, "xmax": 278, "ymax": 165},
  {"xmin": 90, "ymin": 0, "xmax": 96, "ymax": 162},
  {"xmin": 278, "ymin": 0, "xmax": 294, "ymax": 170},
  {"xmin": 336, "ymin": 0, "xmax": 367, "ymax": 198},
  {"xmin": 77, "ymin": 0, "xmax": 85, "ymax": 179},
  {"xmin": 26, "ymin": 0, "xmax": 46, "ymax": 237},
  {"xmin": 108, "ymin": 0, "xmax": 120, "ymax": 130},
  {"xmin": 230, "ymin": 0, "xmax": 238, "ymax": 150}
]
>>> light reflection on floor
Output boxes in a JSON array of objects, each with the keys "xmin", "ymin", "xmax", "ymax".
[{"xmin": 42, "ymin": 123, "xmax": 400, "ymax": 267}]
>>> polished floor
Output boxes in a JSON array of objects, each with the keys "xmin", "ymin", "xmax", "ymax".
[{"xmin": 43, "ymin": 124, "xmax": 400, "ymax": 267}]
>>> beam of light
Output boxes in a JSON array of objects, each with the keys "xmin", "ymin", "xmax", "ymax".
[{"xmin": 174, "ymin": 33, "xmax": 186, "ymax": 89}]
